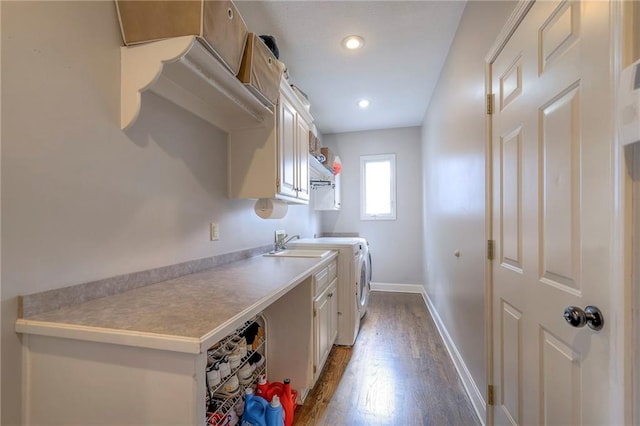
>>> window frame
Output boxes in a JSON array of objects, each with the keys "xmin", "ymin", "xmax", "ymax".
[{"xmin": 360, "ymin": 153, "xmax": 397, "ymax": 221}]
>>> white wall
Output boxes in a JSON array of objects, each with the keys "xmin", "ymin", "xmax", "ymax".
[
  {"xmin": 322, "ymin": 127, "xmax": 423, "ymax": 285},
  {"xmin": 0, "ymin": 2, "xmax": 320, "ymax": 424},
  {"xmin": 421, "ymin": 0, "xmax": 516, "ymax": 409}
]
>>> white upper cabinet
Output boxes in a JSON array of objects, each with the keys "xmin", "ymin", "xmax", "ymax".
[
  {"xmin": 311, "ymin": 155, "xmax": 341, "ymax": 211},
  {"xmin": 294, "ymin": 110, "xmax": 311, "ymax": 201},
  {"xmin": 313, "ymin": 173, "xmax": 341, "ymax": 211},
  {"xmin": 278, "ymin": 94, "xmax": 298, "ymax": 199},
  {"xmin": 228, "ymin": 79, "xmax": 313, "ymax": 204}
]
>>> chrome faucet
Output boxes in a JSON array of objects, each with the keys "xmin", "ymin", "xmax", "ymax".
[{"xmin": 275, "ymin": 234, "xmax": 300, "ymax": 251}]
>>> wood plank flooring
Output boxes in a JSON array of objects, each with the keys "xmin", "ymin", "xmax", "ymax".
[{"xmin": 293, "ymin": 291, "xmax": 481, "ymax": 426}]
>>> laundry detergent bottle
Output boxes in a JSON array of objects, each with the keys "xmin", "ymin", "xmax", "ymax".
[
  {"xmin": 255, "ymin": 375, "xmax": 269, "ymax": 399},
  {"xmin": 266, "ymin": 381, "xmax": 283, "ymax": 402},
  {"xmin": 241, "ymin": 387, "xmax": 268, "ymax": 426},
  {"xmin": 265, "ymin": 395, "xmax": 284, "ymax": 426},
  {"xmin": 280, "ymin": 379, "xmax": 295, "ymax": 426}
]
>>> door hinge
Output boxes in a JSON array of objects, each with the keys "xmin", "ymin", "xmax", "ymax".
[
  {"xmin": 313, "ymin": 365, "xmax": 317, "ymax": 374},
  {"xmin": 488, "ymin": 385, "xmax": 495, "ymax": 405},
  {"xmin": 487, "ymin": 240, "xmax": 495, "ymax": 260},
  {"xmin": 313, "ymin": 309, "xmax": 316, "ymax": 318},
  {"xmin": 486, "ymin": 94, "xmax": 495, "ymax": 115},
  {"xmin": 276, "ymin": 179, "xmax": 280, "ymax": 190}
]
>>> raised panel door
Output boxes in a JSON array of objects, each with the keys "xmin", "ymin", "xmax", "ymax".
[
  {"xmin": 327, "ymin": 278, "xmax": 338, "ymax": 346},
  {"xmin": 278, "ymin": 94, "xmax": 297, "ymax": 199},
  {"xmin": 296, "ymin": 116, "xmax": 310, "ymax": 201},
  {"xmin": 313, "ymin": 286, "xmax": 331, "ymax": 382},
  {"xmin": 490, "ymin": 1, "xmax": 615, "ymax": 424}
]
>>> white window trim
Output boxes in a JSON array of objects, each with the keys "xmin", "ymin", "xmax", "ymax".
[{"xmin": 360, "ymin": 153, "xmax": 396, "ymax": 221}]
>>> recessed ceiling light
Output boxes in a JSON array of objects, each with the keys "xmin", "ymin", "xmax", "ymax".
[
  {"xmin": 358, "ymin": 99, "xmax": 370, "ymax": 109},
  {"xmin": 342, "ymin": 35, "xmax": 365, "ymax": 50}
]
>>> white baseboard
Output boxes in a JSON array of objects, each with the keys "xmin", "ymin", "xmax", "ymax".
[
  {"xmin": 420, "ymin": 290, "xmax": 486, "ymax": 425},
  {"xmin": 370, "ymin": 282, "xmax": 424, "ymax": 293}
]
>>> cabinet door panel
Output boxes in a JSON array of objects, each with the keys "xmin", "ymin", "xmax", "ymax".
[
  {"xmin": 313, "ymin": 291, "xmax": 329, "ymax": 381},
  {"xmin": 278, "ymin": 95, "xmax": 297, "ymax": 198},
  {"xmin": 328, "ymin": 279, "xmax": 338, "ymax": 346},
  {"xmin": 296, "ymin": 117, "xmax": 310, "ymax": 201},
  {"xmin": 313, "ymin": 278, "xmax": 337, "ymax": 382}
]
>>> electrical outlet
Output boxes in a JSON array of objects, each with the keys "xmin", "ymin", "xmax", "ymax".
[{"xmin": 210, "ymin": 223, "xmax": 219, "ymax": 241}]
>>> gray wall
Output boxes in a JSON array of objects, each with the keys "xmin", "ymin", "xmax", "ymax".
[
  {"xmin": 322, "ymin": 127, "xmax": 423, "ymax": 285},
  {"xmin": 421, "ymin": 0, "xmax": 516, "ymax": 407},
  {"xmin": 1, "ymin": 2, "xmax": 320, "ymax": 423}
]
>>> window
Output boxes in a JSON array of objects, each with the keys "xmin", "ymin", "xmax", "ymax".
[{"xmin": 360, "ymin": 154, "xmax": 396, "ymax": 220}]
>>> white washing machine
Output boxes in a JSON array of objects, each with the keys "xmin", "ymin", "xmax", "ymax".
[{"xmin": 288, "ymin": 237, "xmax": 371, "ymax": 346}]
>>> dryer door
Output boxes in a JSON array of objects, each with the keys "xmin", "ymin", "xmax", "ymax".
[{"xmin": 358, "ymin": 253, "xmax": 370, "ymax": 318}]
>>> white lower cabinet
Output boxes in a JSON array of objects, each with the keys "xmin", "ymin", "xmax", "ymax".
[
  {"xmin": 312, "ymin": 260, "xmax": 338, "ymax": 383},
  {"xmin": 20, "ymin": 281, "xmax": 318, "ymax": 426},
  {"xmin": 313, "ymin": 279, "xmax": 337, "ymax": 381},
  {"xmin": 22, "ymin": 335, "xmax": 206, "ymax": 425}
]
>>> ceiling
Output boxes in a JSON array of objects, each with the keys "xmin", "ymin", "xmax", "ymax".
[{"xmin": 235, "ymin": 1, "xmax": 466, "ymax": 135}]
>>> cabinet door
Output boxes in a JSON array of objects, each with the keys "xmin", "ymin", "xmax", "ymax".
[
  {"xmin": 333, "ymin": 173, "xmax": 341, "ymax": 210},
  {"xmin": 296, "ymin": 117, "xmax": 310, "ymax": 201},
  {"xmin": 278, "ymin": 95, "xmax": 297, "ymax": 199},
  {"xmin": 313, "ymin": 177, "xmax": 340, "ymax": 211},
  {"xmin": 313, "ymin": 278, "xmax": 338, "ymax": 382},
  {"xmin": 313, "ymin": 287, "xmax": 331, "ymax": 381},
  {"xmin": 327, "ymin": 278, "xmax": 338, "ymax": 346}
]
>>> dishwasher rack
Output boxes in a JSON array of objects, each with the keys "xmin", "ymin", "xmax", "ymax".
[{"xmin": 205, "ymin": 315, "xmax": 266, "ymax": 425}]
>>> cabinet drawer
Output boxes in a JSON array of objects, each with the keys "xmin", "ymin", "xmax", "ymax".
[{"xmin": 313, "ymin": 260, "xmax": 336, "ymax": 297}]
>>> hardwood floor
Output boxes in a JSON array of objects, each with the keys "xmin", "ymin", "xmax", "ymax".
[{"xmin": 293, "ymin": 291, "xmax": 481, "ymax": 426}]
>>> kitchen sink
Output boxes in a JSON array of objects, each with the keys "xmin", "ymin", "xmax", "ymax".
[{"xmin": 264, "ymin": 249, "xmax": 332, "ymax": 258}]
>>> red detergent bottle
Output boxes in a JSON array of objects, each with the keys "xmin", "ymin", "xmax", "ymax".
[
  {"xmin": 266, "ymin": 381, "xmax": 283, "ymax": 402},
  {"xmin": 265, "ymin": 379, "xmax": 295, "ymax": 425},
  {"xmin": 255, "ymin": 374, "xmax": 269, "ymax": 399},
  {"xmin": 280, "ymin": 378, "xmax": 295, "ymax": 426}
]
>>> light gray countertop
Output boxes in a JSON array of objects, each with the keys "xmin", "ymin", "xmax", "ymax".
[{"xmin": 16, "ymin": 252, "xmax": 337, "ymax": 354}]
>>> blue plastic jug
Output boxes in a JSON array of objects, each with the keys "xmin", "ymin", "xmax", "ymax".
[
  {"xmin": 241, "ymin": 388, "xmax": 268, "ymax": 426},
  {"xmin": 265, "ymin": 395, "xmax": 284, "ymax": 426}
]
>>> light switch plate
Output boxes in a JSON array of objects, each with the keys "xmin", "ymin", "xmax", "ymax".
[{"xmin": 210, "ymin": 223, "xmax": 219, "ymax": 241}]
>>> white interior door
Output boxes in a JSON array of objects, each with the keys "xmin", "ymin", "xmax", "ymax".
[{"xmin": 490, "ymin": 1, "xmax": 616, "ymax": 424}]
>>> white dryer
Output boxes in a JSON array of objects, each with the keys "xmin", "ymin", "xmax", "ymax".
[
  {"xmin": 288, "ymin": 237, "xmax": 371, "ymax": 346},
  {"xmin": 358, "ymin": 240, "xmax": 371, "ymax": 319}
]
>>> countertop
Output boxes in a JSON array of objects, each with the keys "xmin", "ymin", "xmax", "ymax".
[{"xmin": 15, "ymin": 252, "xmax": 337, "ymax": 354}]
